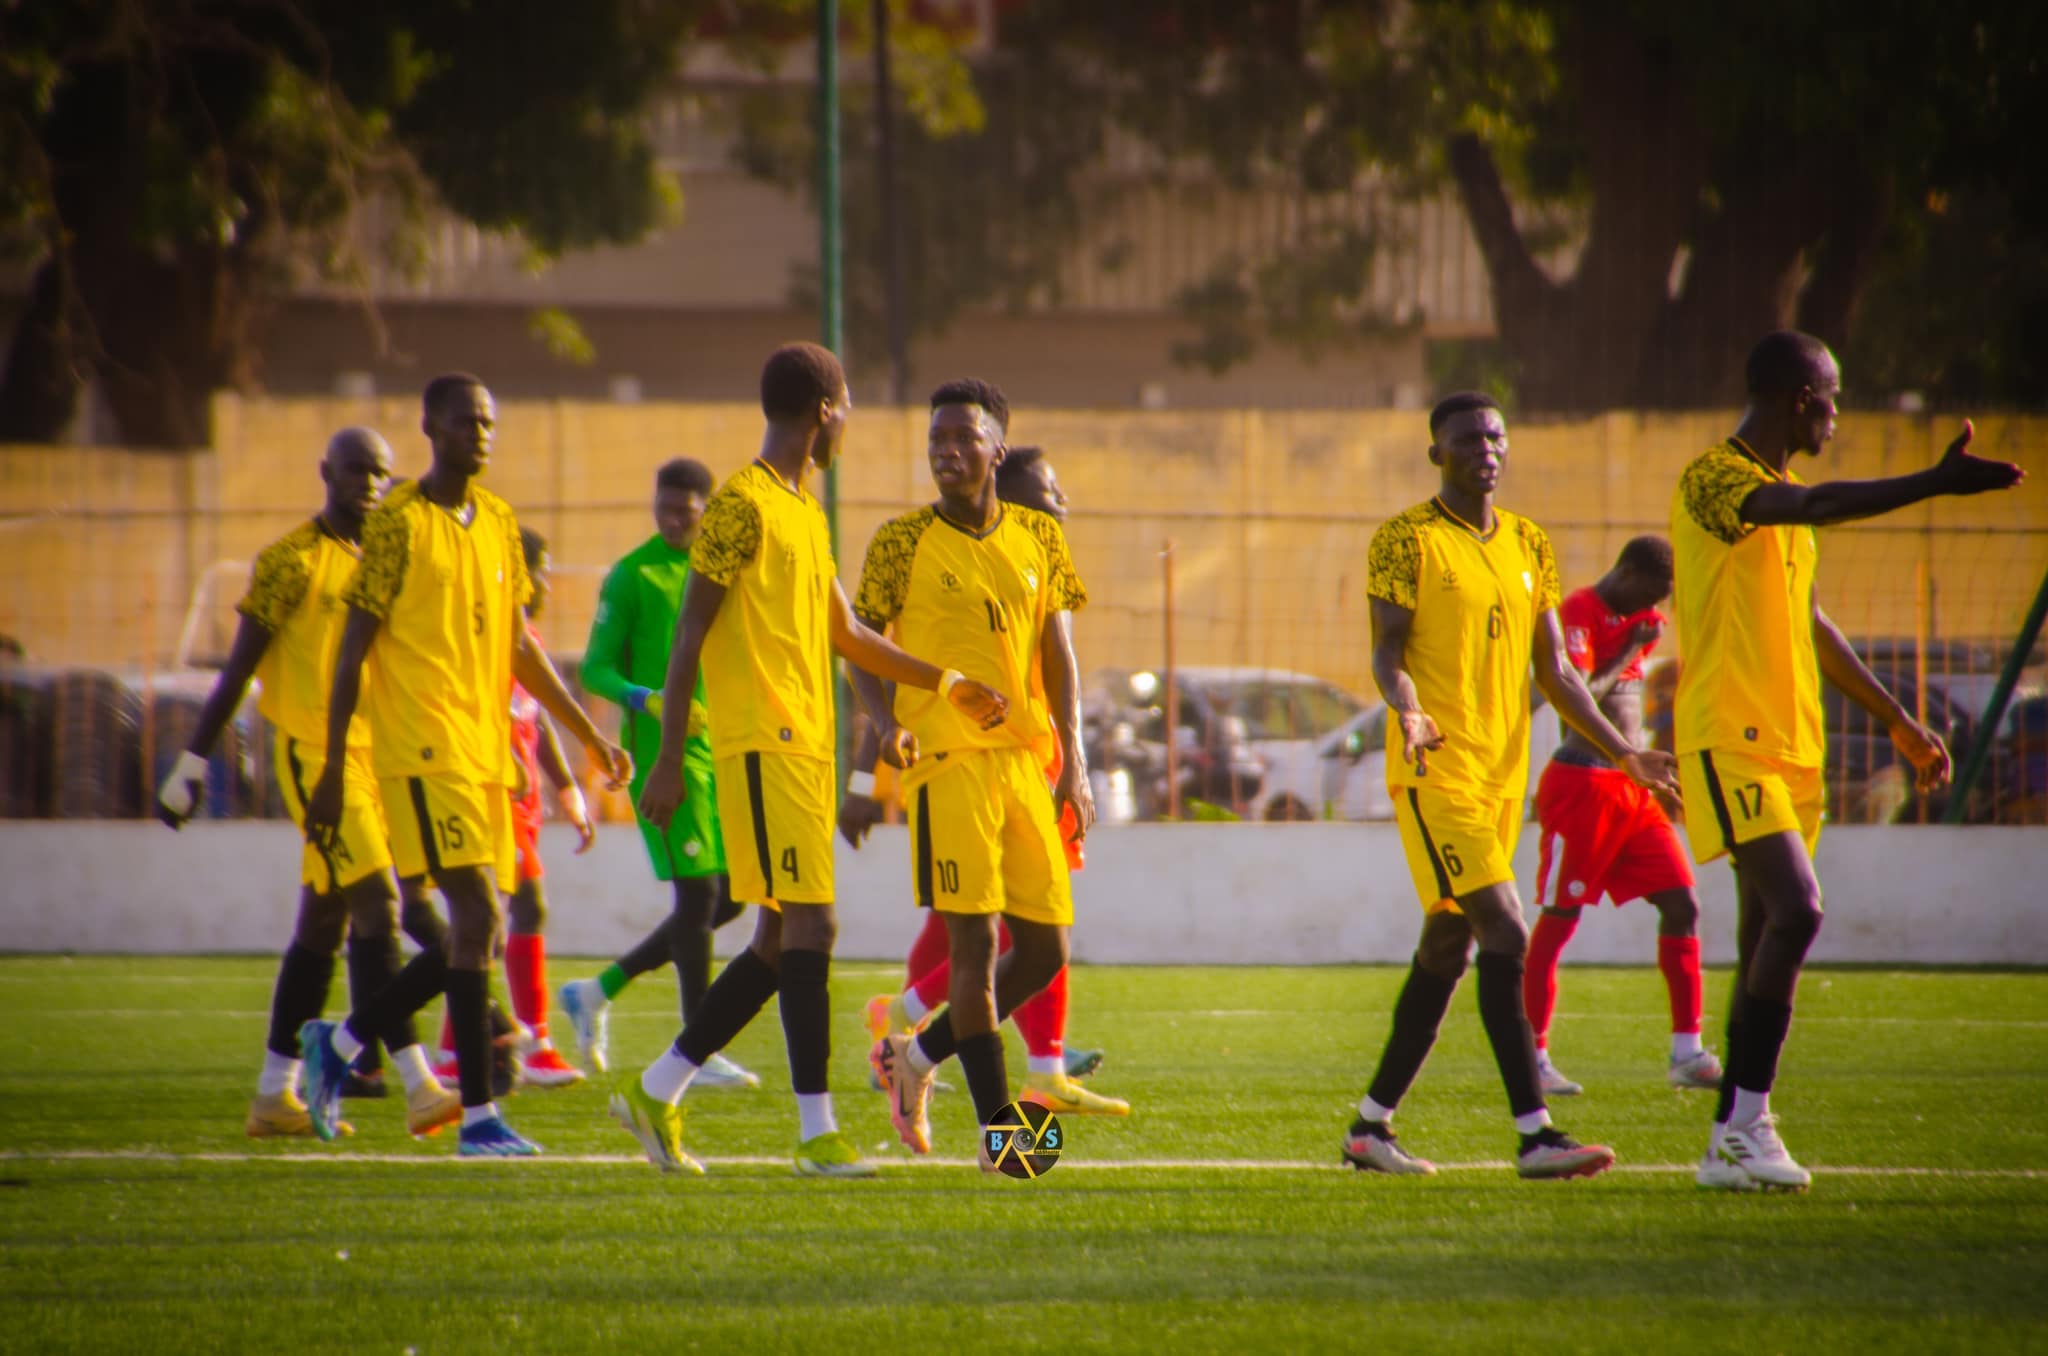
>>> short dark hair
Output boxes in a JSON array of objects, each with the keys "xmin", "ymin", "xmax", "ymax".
[
  {"xmin": 760, "ymin": 343, "xmax": 846, "ymax": 420},
  {"xmin": 422, "ymin": 372, "xmax": 486, "ymax": 417},
  {"xmin": 655, "ymin": 458, "xmax": 714, "ymax": 496},
  {"xmin": 519, "ymin": 526, "xmax": 548, "ymax": 570},
  {"xmin": 1428, "ymin": 390, "xmax": 1501, "ymax": 438},
  {"xmin": 1617, "ymin": 534, "xmax": 1673, "ymax": 584},
  {"xmin": 995, "ymin": 445, "xmax": 1045, "ymax": 498},
  {"xmin": 1745, "ymin": 330, "xmax": 1834, "ymax": 397},
  {"xmin": 929, "ymin": 378, "xmax": 1010, "ymax": 435}
]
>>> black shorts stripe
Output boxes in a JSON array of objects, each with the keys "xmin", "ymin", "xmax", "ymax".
[
  {"xmin": 1406, "ymin": 788, "xmax": 1455, "ymax": 902},
  {"xmin": 1698, "ymin": 751, "xmax": 1739, "ymax": 849},
  {"xmin": 407, "ymin": 777, "xmax": 444, "ymax": 875},
  {"xmin": 285, "ymin": 738, "xmax": 340, "ymax": 895},
  {"xmin": 743, "ymin": 752, "xmax": 774, "ymax": 892},
  {"xmin": 914, "ymin": 786, "xmax": 934, "ymax": 910}
]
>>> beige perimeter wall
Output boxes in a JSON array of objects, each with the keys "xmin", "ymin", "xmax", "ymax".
[{"xmin": 3, "ymin": 399, "xmax": 2044, "ymax": 704}]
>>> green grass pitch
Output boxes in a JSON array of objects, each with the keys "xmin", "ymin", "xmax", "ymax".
[{"xmin": 3, "ymin": 956, "xmax": 2045, "ymax": 1353}]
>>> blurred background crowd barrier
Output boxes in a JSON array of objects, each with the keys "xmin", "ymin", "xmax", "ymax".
[{"xmin": 2, "ymin": 395, "xmax": 2042, "ymax": 828}]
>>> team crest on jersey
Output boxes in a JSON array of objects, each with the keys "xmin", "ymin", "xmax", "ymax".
[
  {"xmin": 939, "ymin": 570, "xmax": 962, "ymax": 591},
  {"xmin": 1024, "ymin": 568, "xmax": 1039, "ymax": 592},
  {"xmin": 1441, "ymin": 568, "xmax": 1460, "ymax": 589}
]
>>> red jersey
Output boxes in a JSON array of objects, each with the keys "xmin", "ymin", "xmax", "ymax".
[{"xmin": 1559, "ymin": 586, "xmax": 1662, "ymax": 683}]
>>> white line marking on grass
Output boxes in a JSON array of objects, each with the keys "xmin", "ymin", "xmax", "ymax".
[{"xmin": 8, "ymin": 1149, "xmax": 2046, "ymax": 1179}]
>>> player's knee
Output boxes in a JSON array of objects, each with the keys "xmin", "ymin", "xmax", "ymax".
[
  {"xmin": 1768, "ymin": 886, "xmax": 1824, "ymax": 948},
  {"xmin": 342, "ymin": 876, "xmax": 396, "ymax": 939},
  {"xmin": 1416, "ymin": 928, "xmax": 1471, "ymax": 981},
  {"xmin": 400, "ymin": 891, "xmax": 448, "ymax": 950},
  {"xmin": 294, "ymin": 893, "xmax": 348, "ymax": 954},
  {"xmin": 1652, "ymin": 891, "xmax": 1700, "ymax": 934}
]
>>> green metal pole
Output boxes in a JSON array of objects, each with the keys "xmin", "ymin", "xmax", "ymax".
[
  {"xmin": 818, "ymin": 0, "xmax": 850, "ymax": 787},
  {"xmin": 1942, "ymin": 564, "xmax": 2048, "ymax": 823}
]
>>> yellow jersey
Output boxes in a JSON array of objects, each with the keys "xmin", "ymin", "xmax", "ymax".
[
  {"xmin": 342, "ymin": 481, "xmax": 530, "ymax": 785},
  {"xmin": 1671, "ymin": 438, "xmax": 1823, "ymax": 765},
  {"xmin": 853, "ymin": 505, "xmax": 1086, "ymax": 781},
  {"xmin": 1367, "ymin": 500, "xmax": 1561, "ymax": 796},
  {"xmin": 238, "ymin": 518, "xmax": 370, "ymax": 751},
  {"xmin": 691, "ymin": 461, "xmax": 837, "ymax": 763}
]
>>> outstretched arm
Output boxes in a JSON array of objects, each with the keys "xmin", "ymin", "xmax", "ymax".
[
  {"xmin": 1532, "ymin": 610, "xmax": 1679, "ymax": 796},
  {"xmin": 157, "ymin": 615, "xmax": 273, "ymax": 827},
  {"xmin": 1744, "ymin": 421, "xmax": 2023, "ymax": 528},
  {"xmin": 1813, "ymin": 601, "xmax": 1951, "ymax": 790},
  {"xmin": 513, "ymin": 629, "xmax": 626, "ymax": 789},
  {"xmin": 827, "ymin": 580, "xmax": 1007, "ymax": 728}
]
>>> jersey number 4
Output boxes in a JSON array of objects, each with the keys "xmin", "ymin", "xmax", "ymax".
[{"xmin": 780, "ymin": 846, "xmax": 800, "ymax": 882}]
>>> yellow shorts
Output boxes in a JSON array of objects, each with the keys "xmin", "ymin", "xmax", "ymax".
[
  {"xmin": 906, "ymin": 747, "xmax": 1073, "ymax": 925},
  {"xmin": 382, "ymin": 774, "xmax": 515, "ymax": 893},
  {"xmin": 275, "ymin": 734, "xmax": 391, "ymax": 893},
  {"xmin": 1391, "ymin": 784, "xmax": 1522, "ymax": 914},
  {"xmin": 1679, "ymin": 748, "xmax": 1824, "ymax": 865},
  {"xmin": 716, "ymin": 751, "xmax": 835, "ymax": 907}
]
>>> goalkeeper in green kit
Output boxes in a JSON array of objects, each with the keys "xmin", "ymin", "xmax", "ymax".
[{"xmin": 557, "ymin": 458, "xmax": 758, "ymax": 1088}]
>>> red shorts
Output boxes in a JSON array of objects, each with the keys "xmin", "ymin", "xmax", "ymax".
[
  {"xmin": 510, "ymin": 792, "xmax": 544, "ymax": 884},
  {"xmin": 1533, "ymin": 759, "xmax": 1693, "ymax": 909}
]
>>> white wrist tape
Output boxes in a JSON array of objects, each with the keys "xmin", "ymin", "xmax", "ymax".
[
  {"xmin": 939, "ymin": 668, "xmax": 966, "ymax": 696},
  {"xmin": 846, "ymin": 770, "xmax": 877, "ymax": 798},
  {"xmin": 157, "ymin": 750, "xmax": 210, "ymax": 816},
  {"xmin": 558, "ymin": 784, "xmax": 589, "ymax": 823}
]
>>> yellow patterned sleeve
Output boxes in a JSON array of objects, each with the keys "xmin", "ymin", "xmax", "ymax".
[
  {"xmin": 854, "ymin": 509, "xmax": 932, "ymax": 625},
  {"xmin": 1016, "ymin": 507, "xmax": 1087, "ymax": 612},
  {"xmin": 692, "ymin": 487, "xmax": 761, "ymax": 588},
  {"xmin": 343, "ymin": 501, "xmax": 411, "ymax": 619},
  {"xmin": 1520, "ymin": 518, "xmax": 1562, "ymax": 611},
  {"xmin": 236, "ymin": 529, "xmax": 313, "ymax": 632},
  {"xmin": 1681, "ymin": 446, "xmax": 1765, "ymax": 546},
  {"xmin": 1367, "ymin": 515, "xmax": 1421, "ymax": 610}
]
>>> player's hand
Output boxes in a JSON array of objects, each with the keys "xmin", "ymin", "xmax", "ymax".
[
  {"xmin": 587, "ymin": 737, "xmax": 633, "ymax": 792},
  {"xmin": 877, "ymin": 722, "xmax": 920, "ymax": 770},
  {"xmin": 1053, "ymin": 756, "xmax": 1096, "ymax": 841},
  {"xmin": 560, "ymin": 784, "xmax": 596, "ymax": 854},
  {"xmin": 1395, "ymin": 708, "xmax": 1444, "ymax": 776},
  {"xmin": 509, "ymin": 755, "xmax": 531, "ymax": 800},
  {"xmin": 1628, "ymin": 617, "xmax": 1665, "ymax": 652},
  {"xmin": 1934, "ymin": 420, "xmax": 2024, "ymax": 496},
  {"xmin": 1889, "ymin": 717, "xmax": 1952, "ymax": 791},
  {"xmin": 946, "ymin": 677, "xmax": 1008, "ymax": 730},
  {"xmin": 838, "ymin": 792, "xmax": 885, "ymax": 848},
  {"xmin": 685, "ymin": 698, "xmax": 708, "ymax": 739},
  {"xmin": 155, "ymin": 750, "xmax": 209, "ymax": 829},
  {"xmin": 1618, "ymin": 748, "xmax": 1681, "ymax": 799},
  {"xmin": 643, "ymin": 691, "xmax": 665, "ymax": 719},
  {"xmin": 637, "ymin": 753, "xmax": 684, "ymax": 828},
  {"xmin": 304, "ymin": 764, "xmax": 345, "ymax": 848},
  {"xmin": 1652, "ymin": 785, "xmax": 1686, "ymax": 824}
]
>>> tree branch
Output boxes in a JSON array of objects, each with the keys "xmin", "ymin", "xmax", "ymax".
[{"xmin": 1445, "ymin": 132, "xmax": 1557, "ymax": 316}]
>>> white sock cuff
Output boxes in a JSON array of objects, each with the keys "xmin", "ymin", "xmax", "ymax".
[
  {"xmin": 902, "ymin": 989, "xmax": 932, "ymax": 1024},
  {"xmin": 330, "ymin": 1024, "xmax": 365, "ymax": 1064},
  {"xmin": 391, "ymin": 1044, "xmax": 435, "ymax": 1094},
  {"xmin": 1359, "ymin": 1096, "xmax": 1397, "ymax": 1124},
  {"xmin": 642, "ymin": 1048, "xmax": 699, "ymax": 1105}
]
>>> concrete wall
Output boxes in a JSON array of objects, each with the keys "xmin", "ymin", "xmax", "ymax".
[{"xmin": 3, "ymin": 822, "xmax": 2042, "ymax": 965}]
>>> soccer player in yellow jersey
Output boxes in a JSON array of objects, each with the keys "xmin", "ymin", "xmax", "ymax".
[
  {"xmin": 617, "ymin": 343, "xmax": 1008, "ymax": 1180},
  {"xmin": 848, "ymin": 380, "xmax": 1099, "ymax": 1160},
  {"xmin": 299, "ymin": 374, "xmax": 632, "ymax": 1158},
  {"xmin": 1347, "ymin": 392, "xmax": 1680, "ymax": 1181},
  {"xmin": 1676, "ymin": 331, "xmax": 2022, "ymax": 1192},
  {"xmin": 156, "ymin": 429, "xmax": 463, "ymax": 1140}
]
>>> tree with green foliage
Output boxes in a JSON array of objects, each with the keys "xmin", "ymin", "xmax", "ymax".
[
  {"xmin": 769, "ymin": 0, "xmax": 2047, "ymax": 410},
  {"xmin": 0, "ymin": 0, "xmax": 703, "ymax": 446}
]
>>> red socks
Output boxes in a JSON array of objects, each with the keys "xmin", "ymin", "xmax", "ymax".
[
  {"xmin": 1012, "ymin": 964, "xmax": 1067, "ymax": 1059},
  {"xmin": 1658, "ymin": 934, "xmax": 1704, "ymax": 1035},
  {"xmin": 905, "ymin": 912, "xmax": 948, "ymax": 986},
  {"xmin": 505, "ymin": 933, "xmax": 548, "ymax": 1041},
  {"xmin": 1523, "ymin": 909, "xmax": 1580, "ymax": 1048}
]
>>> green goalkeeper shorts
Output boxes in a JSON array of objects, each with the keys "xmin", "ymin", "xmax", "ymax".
[{"xmin": 632, "ymin": 758, "xmax": 727, "ymax": 881}]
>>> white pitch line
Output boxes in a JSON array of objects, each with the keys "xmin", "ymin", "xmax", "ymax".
[{"xmin": 5, "ymin": 1148, "xmax": 2046, "ymax": 1179}]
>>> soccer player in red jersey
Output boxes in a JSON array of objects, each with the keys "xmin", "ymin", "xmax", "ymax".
[{"xmin": 1525, "ymin": 537, "xmax": 1723, "ymax": 1096}]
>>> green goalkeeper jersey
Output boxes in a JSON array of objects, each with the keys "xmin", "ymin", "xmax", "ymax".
[{"xmin": 582, "ymin": 534, "xmax": 713, "ymax": 774}]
